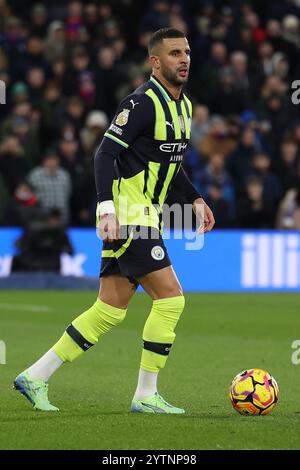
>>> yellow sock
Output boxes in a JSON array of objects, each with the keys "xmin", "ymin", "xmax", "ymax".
[
  {"xmin": 52, "ymin": 299, "xmax": 127, "ymax": 362},
  {"xmin": 140, "ymin": 295, "xmax": 185, "ymax": 373}
]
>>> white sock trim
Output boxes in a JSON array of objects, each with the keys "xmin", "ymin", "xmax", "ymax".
[
  {"xmin": 134, "ymin": 368, "xmax": 158, "ymax": 400},
  {"xmin": 27, "ymin": 349, "xmax": 63, "ymax": 382}
]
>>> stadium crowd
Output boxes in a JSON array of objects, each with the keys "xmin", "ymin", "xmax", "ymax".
[{"xmin": 1, "ymin": 0, "xmax": 300, "ymax": 230}]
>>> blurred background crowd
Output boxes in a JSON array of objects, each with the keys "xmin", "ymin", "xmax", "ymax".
[{"xmin": 1, "ymin": 0, "xmax": 300, "ymax": 233}]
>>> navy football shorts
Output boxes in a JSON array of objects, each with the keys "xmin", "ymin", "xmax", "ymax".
[{"xmin": 100, "ymin": 226, "xmax": 171, "ymax": 285}]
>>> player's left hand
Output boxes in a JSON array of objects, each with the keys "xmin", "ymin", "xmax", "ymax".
[
  {"xmin": 192, "ymin": 197, "xmax": 215, "ymax": 233},
  {"xmin": 98, "ymin": 213, "xmax": 120, "ymax": 242}
]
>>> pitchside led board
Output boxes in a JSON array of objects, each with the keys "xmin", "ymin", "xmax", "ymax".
[{"xmin": 0, "ymin": 228, "xmax": 300, "ymax": 291}]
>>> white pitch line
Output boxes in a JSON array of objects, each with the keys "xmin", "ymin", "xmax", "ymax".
[{"xmin": 0, "ymin": 304, "xmax": 52, "ymax": 313}]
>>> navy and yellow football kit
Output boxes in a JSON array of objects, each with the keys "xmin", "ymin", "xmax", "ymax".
[
  {"xmin": 15, "ymin": 76, "xmax": 199, "ymax": 398},
  {"xmin": 95, "ymin": 75, "xmax": 201, "ymax": 281}
]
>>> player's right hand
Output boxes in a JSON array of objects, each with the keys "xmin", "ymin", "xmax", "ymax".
[{"xmin": 98, "ymin": 214, "xmax": 120, "ymax": 242}]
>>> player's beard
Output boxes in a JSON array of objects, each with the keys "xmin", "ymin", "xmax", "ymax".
[{"xmin": 161, "ymin": 63, "xmax": 189, "ymax": 87}]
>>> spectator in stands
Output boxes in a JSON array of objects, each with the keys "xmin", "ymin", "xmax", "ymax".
[
  {"xmin": 266, "ymin": 18, "xmax": 299, "ymax": 75},
  {"xmin": 256, "ymin": 41, "xmax": 275, "ymax": 78},
  {"xmin": 40, "ymin": 80, "xmax": 66, "ymax": 146},
  {"xmin": 276, "ymin": 186, "xmax": 300, "ymax": 229},
  {"xmin": 251, "ymin": 152, "xmax": 282, "ymax": 208},
  {"xmin": 259, "ymin": 93, "xmax": 294, "ymax": 149},
  {"xmin": 272, "ymin": 52, "xmax": 291, "ymax": 82},
  {"xmin": 0, "ymin": 50, "xmax": 9, "ymax": 98},
  {"xmin": 0, "ymin": 135, "xmax": 30, "ymax": 194},
  {"xmin": 83, "ymin": 3, "xmax": 99, "ymax": 41},
  {"xmin": 260, "ymin": 74, "xmax": 287, "ymax": 101},
  {"xmin": 230, "ymin": 51, "xmax": 250, "ymax": 93},
  {"xmin": 5, "ymin": 181, "xmax": 43, "ymax": 228},
  {"xmin": 24, "ymin": 36, "xmax": 48, "ymax": 73},
  {"xmin": 27, "ymin": 150, "xmax": 72, "ymax": 224},
  {"xmin": 132, "ymin": 31, "xmax": 152, "ymax": 65},
  {"xmin": 0, "ymin": 173, "xmax": 9, "ymax": 225},
  {"xmin": 12, "ymin": 208, "xmax": 73, "ymax": 272},
  {"xmin": 205, "ymin": 183, "xmax": 231, "ymax": 228},
  {"xmin": 97, "ymin": 2, "xmax": 120, "ymax": 40},
  {"xmin": 197, "ymin": 152, "xmax": 234, "ymax": 209},
  {"xmin": 29, "ymin": 4, "xmax": 48, "ymax": 39},
  {"xmin": 116, "ymin": 69, "xmax": 148, "ymax": 104},
  {"xmin": 140, "ymin": 0, "xmax": 170, "ymax": 32},
  {"xmin": 58, "ymin": 134, "xmax": 84, "ymax": 182},
  {"xmin": 237, "ymin": 176, "xmax": 275, "ymax": 228},
  {"xmin": 59, "ymin": 121, "xmax": 77, "ymax": 142},
  {"xmin": 10, "ymin": 115, "xmax": 40, "ymax": 166},
  {"xmin": 276, "ymin": 138, "xmax": 300, "ymax": 191},
  {"xmin": 243, "ymin": 9, "xmax": 266, "ymax": 43},
  {"xmin": 169, "ymin": 4, "xmax": 188, "ymax": 36},
  {"xmin": 65, "ymin": 1, "xmax": 84, "ymax": 42},
  {"xmin": 236, "ymin": 26, "xmax": 257, "ymax": 61},
  {"xmin": 4, "ymin": 16, "xmax": 27, "ymax": 82},
  {"xmin": 78, "ymin": 71, "xmax": 96, "ymax": 109},
  {"xmin": 56, "ymin": 95, "xmax": 85, "ymax": 137},
  {"xmin": 190, "ymin": 104, "xmax": 210, "ymax": 151},
  {"xmin": 227, "ymin": 127, "xmax": 260, "ymax": 193},
  {"xmin": 111, "ymin": 36, "xmax": 128, "ymax": 67},
  {"xmin": 50, "ymin": 58, "xmax": 67, "ymax": 92},
  {"xmin": 95, "ymin": 45, "xmax": 123, "ymax": 117},
  {"xmin": 26, "ymin": 66, "xmax": 46, "ymax": 106},
  {"xmin": 80, "ymin": 110, "xmax": 108, "ymax": 158},
  {"xmin": 0, "ymin": 101, "xmax": 31, "ymax": 139},
  {"xmin": 292, "ymin": 122, "xmax": 300, "ymax": 147},
  {"xmin": 72, "ymin": 167, "xmax": 95, "ymax": 227},
  {"xmin": 210, "ymin": 67, "xmax": 247, "ymax": 115},
  {"xmin": 199, "ymin": 116, "xmax": 237, "ymax": 160},
  {"xmin": 10, "ymin": 82, "xmax": 29, "ymax": 105},
  {"xmin": 65, "ymin": 45, "xmax": 92, "ymax": 96},
  {"xmin": 44, "ymin": 21, "xmax": 66, "ymax": 63},
  {"xmin": 0, "ymin": 0, "xmax": 11, "ymax": 31},
  {"xmin": 282, "ymin": 14, "xmax": 300, "ymax": 49},
  {"xmin": 196, "ymin": 42, "xmax": 228, "ymax": 105}
]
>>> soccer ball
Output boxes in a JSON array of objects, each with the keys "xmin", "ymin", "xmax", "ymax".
[{"xmin": 229, "ymin": 368, "xmax": 279, "ymax": 415}]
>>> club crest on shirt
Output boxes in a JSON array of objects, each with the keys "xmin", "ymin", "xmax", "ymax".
[
  {"xmin": 115, "ymin": 108, "xmax": 130, "ymax": 126},
  {"xmin": 178, "ymin": 115, "xmax": 185, "ymax": 133}
]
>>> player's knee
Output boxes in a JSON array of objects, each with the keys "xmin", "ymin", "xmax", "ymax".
[
  {"xmin": 110, "ymin": 307, "xmax": 127, "ymax": 326},
  {"xmin": 154, "ymin": 294, "xmax": 185, "ymax": 319},
  {"xmin": 167, "ymin": 284, "xmax": 183, "ymax": 298},
  {"xmin": 95, "ymin": 298, "xmax": 127, "ymax": 327},
  {"xmin": 99, "ymin": 275, "xmax": 135, "ymax": 309},
  {"xmin": 171, "ymin": 294, "xmax": 185, "ymax": 318},
  {"xmin": 177, "ymin": 293, "xmax": 185, "ymax": 312},
  {"xmin": 71, "ymin": 299, "xmax": 127, "ymax": 345},
  {"xmin": 152, "ymin": 283, "xmax": 183, "ymax": 300}
]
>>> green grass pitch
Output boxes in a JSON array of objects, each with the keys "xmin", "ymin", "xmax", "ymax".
[{"xmin": 1, "ymin": 290, "xmax": 300, "ymax": 450}]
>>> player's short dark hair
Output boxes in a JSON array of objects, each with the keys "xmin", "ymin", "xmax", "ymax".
[{"xmin": 148, "ymin": 28, "xmax": 186, "ymax": 55}]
